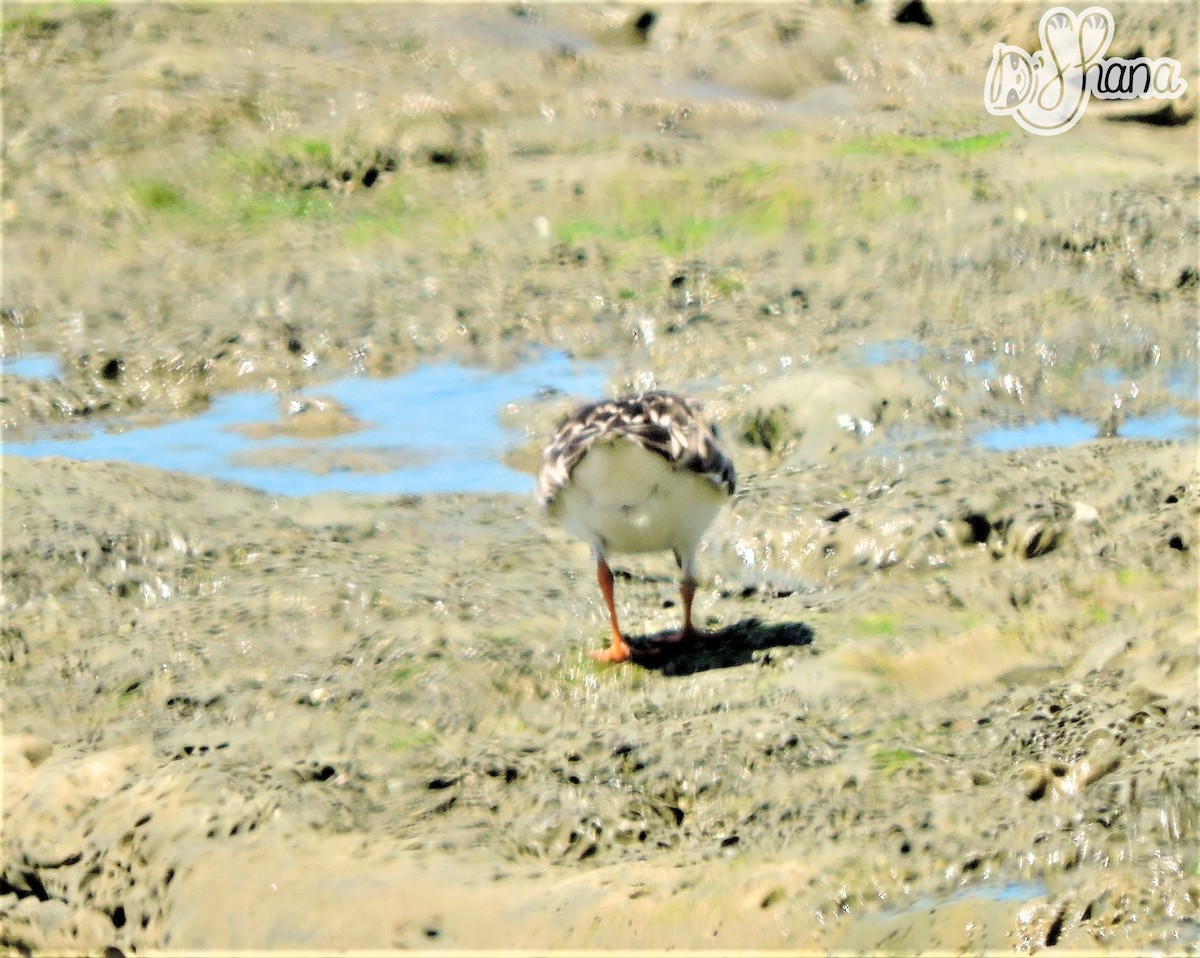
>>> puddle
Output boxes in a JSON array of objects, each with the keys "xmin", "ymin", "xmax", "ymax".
[
  {"xmin": 966, "ymin": 352, "xmax": 1198, "ymax": 399},
  {"xmin": 945, "ymin": 879, "xmax": 1046, "ymax": 905},
  {"xmin": 885, "ymin": 879, "xmax": 1047, "ymax": 919},
  {"xmin": 1164, "ymin": 362, "xmax": 1199, "ymax": 399},
  {"xmin": 978, "ymin": 416, "xmax": 1096, "ymax": 451},
  {"xmin": 2, "ymin": 354, "xmax": 61, "ymax": 380},
  {"xmin": 1115, "ymin": 410, "xmax": 1200, "ymax": 441},
  {"xmin": 978, "ymin": 411, "xmax": 1198, "ymax": 451},
  {"xmin": 856, "ymin": 338, "xmax": 925, "ymax": 366},
  {"xmin": 3, "ymin": 352, "xmax": 607, "ymax": 496}
]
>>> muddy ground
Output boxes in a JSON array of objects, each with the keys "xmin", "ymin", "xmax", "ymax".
[{"xmin": 2, "ymin": 2, "xmax": 1198, "ymax": 954}]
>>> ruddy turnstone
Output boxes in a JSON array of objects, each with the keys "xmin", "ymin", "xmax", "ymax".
[{"xmin": 536, "ymin": 390, "xmax": 736, "ymax": 663}]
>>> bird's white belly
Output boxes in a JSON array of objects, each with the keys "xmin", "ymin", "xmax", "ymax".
[{"xmin": 553, "ymin": 438, "xmax": 724, "ymax": 556}]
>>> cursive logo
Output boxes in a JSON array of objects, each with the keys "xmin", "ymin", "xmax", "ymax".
[{"xmin": 984, "ymin": 6, "xmax": 1187, "ymax": 136}]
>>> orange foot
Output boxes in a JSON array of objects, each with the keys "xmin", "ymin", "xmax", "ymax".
[{"xmin": 588, "ymin": 636, "xmax": 632, "ymax": 663}]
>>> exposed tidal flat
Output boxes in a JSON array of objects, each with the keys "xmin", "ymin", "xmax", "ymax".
[{"xmin": 2, "ymin": 3, "xmax": 1197, "ymax": 954}]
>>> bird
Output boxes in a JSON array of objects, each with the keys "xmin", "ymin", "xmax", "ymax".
[{"xmin": 536, "ymin": 390, "xmax": 736, "ymax": 663}]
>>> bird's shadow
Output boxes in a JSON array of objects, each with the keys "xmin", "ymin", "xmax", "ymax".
[{"xmin": 626, "ymin": 617, "xmax": 814, "ymax": 675}]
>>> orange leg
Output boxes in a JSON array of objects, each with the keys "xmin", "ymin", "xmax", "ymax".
[
  {"xmin": 678, "ymin": 575, "xmax": 700, "ymax": 640},
  {"xmin": 590, "ymin": 556, "xmax": 632, "ymax": 663}
]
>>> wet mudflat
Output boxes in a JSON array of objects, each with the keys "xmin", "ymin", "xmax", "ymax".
[{"xmin": 2, "ymin": 3, "xmax": 1198, "ymax": 954}]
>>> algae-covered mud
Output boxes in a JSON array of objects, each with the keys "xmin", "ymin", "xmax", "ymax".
[{"xmin": 2, "ymin": 3, "xmax": 1198, "ymax": 954}]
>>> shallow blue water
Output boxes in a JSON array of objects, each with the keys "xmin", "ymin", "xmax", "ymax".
[
  {"xmin": 2, "ymin": 354, "xmax": 61, "ymax": 379},
  {"xmin": 1118, "ymin": 410, "xmax": 1199, "ymax": 441},
  {"xmin": 1097, "ymin": 362, "xmax": 1198, "ymax": 400},
  {"xmin": 891, "ymin": 879, "xmax": 1047, "ymax": 918},
  {"xmin": 977, "ymin": 416, "xmax": 1096, "ymax": 451},
  {"xmin": 5, "ymin": 350, "xmax": 1195, "ymax": 487},
  {"xmin": 858, "ymin": 338, "xmax": 925, "ymax": 366},
  {"xmin": 979, "ymin": 411, "xmax": 1198, "ymax": 451},
  {"xmin": 2, "ymin": 352, "xmax": 608, "ymax": 496}
]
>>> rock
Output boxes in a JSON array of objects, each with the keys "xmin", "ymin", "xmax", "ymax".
[{"xmin": 740, "ymin": 365, "xmax": 933, "ymax": 462}]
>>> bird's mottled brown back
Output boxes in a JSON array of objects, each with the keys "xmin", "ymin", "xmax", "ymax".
[{"xmin": 536, "ymin": 390, "xmax": 736, "ymax": 507}]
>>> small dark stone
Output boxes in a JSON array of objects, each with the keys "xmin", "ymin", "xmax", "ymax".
[
  {"xmin": 631, "ymin": 10, "xmax": 657, "ymax": 40},
  {"xmin": 893, "ymin": 0, "xmax": 934, "ymax": 27},
  {"xmin": 825, "ymin": 508, "xmax": 851, "ymax": 523},
  {"xmin": 1045, "ymin": 908, "xmax": 1065, "ymax": 947},
  {"xmin": 100, "ymin": 358, "xmax": 124, "ymax": 380},
  {"xmin": 962, "ymin": 513, "xmax": 991, "ymax": 544},
  {"xmin": 286, "ymin": 337, "xmax": 303, "ymax": 355},
  {"xmin": 361, "ymin": 167, "xmax": 379, "ymax": 188}
]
